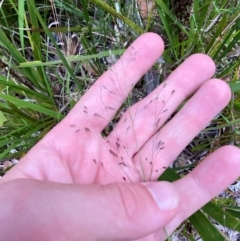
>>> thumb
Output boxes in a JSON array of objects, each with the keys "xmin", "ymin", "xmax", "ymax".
[
  {"xmin": 0, "ymin": 179, "xmax": 179, "ymax": 241},
  {"xmin": 82, "ymin": 181, "xmax": 180, "ymax": 240}
]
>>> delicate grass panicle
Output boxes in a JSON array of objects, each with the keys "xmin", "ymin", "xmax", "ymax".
[
  {"xmin": 0, "ymin": 0, "xmax": 240, "ymax": 240},
  {"xmin": 61, "ymin": 42, "xmax": 174, "ymax": 184}
]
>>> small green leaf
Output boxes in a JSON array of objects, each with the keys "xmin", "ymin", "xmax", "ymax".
[
  {"xmin": 158, "ymin": 167, "xmax": 180, "ymax": 182},
  {"xmin": 0, "ymin": 111, "xmax": 7, "ymax": 126},
  {"xmin": 229, "ymin": 81, "xmax": 240, "ymax": 92}
]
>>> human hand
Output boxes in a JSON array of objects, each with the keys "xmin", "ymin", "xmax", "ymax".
[{"xmin": 0, "ymin": 33, "xmax": 239, "ymax": 241}]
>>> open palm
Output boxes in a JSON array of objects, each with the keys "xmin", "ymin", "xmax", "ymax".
[{"xmin": 1, "ymin": 33, "xmax": 240, "ymax": 241}]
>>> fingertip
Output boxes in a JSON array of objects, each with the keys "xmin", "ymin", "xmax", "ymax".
[
  {"xmin": 190, "ymin": 145, "xmax": 240, "ymax": 199},
  {"xmin": 131, "ymin": 32, "xmax": 164, "ymax": 63},
  {"xmin": 142, "ymin": 32, "xmax": 165, "ymax": 49},
  {"xmin": 185, "ymin": 53, "xmax": 216, "ymax": 77},
  {"xmin": 98, "ymin": 181, "xmax": 179, "ymax": 240},
  {"xmin": 216, "ymin": 145, "xmax": 240, "ymax": 165},
  {"xmin": 206, "ymin": 78, "xmax": 232, "ymax": 105}
]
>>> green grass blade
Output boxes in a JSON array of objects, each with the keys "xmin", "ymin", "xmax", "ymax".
[
  {"xmin": 26, "ymin": 0, "xmax": 54, "ymax": 100},
  {"xmin": 220, "ymin": 205, "xmax": 240, "ymax": 219},
  {"xmin": 156, "ymin": 5, "xmax": 178, "ymax": 60},
  {"xmin": 218, "ymin": 59, "xmax": 240, "ymax": 79},
  {"xmin": 0, "ymin": 94, "xmax": 63, "ymax": 120},
  {"xmin": 154, "ymin": 0, "xmax": 190, "ymax": 37},
  {"xmin": 19, "ymin": 49, "xmax": 125, "ymax": 67},
  {"xmin": 0, "ymin": 28, "xmax": 45, "ymax": 91},
  {"xmin": 89, "ymin": 0, "xmax": 143, "ymax": 34},
  {"xmin": 18, "ymin": 0, "xmax": 25, "ymax": 56},
  {"xmin": 189, "ymin": 210, "xmax": 230, "ymax": 241},
  {"xmin": 26, "ymin": 0, "xmax": 79, "ymax": 88},
  {"xmin": 0, "ymin": 76, "xmax": 53, "ymax": 104},
  {"xmin": 7, "ymin": 102, "xmax": 38, "ymax": 121},
  {"xmin": 202, "ymin": 202, "xmax": 240, "ymax": 231}
]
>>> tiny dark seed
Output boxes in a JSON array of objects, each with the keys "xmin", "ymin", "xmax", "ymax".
[
  {"xmin": 157, "ymin": 141, "xmax": 164, "ymax": 148},
  {"xmin": 85, "ymin": 127, "xmax": 90, "ymax": 132},
  {"xmin": 94, "ymin": 113, "xmax": 102, "ymax": 118},
  {"xmin": 108, "ymin": 90, "xmax": 116, "ymax": 95},
  {"xmin": 105, "ymin": 106, "xmax": 116, "ymax": 110},
  {"xmin": 93, "ymin": 159, "xmax": 97, "ymax": 164},
  {"xmin": 75, "ymin": 129, "xmax": 81, "ymax": 132},
  {"xmin": 101, "ymin": 162, "xmax": 104, "ymax": 167},
  {"xmin": 119, "ymin": 162, "xmax": 126, "ymax": 166},
  {"xmin": 123, "ymin": 177, "xmax": 126, "ymax": 181},
  {"xmin": 109, "ymin": 149, "xmax": 118, "ymax": 157},
  {"xmin": 156, "ymin": 118, "xmax": 161, "ymax": 127},
  {"xmin": 84, "ymin": 106, "xmax": 87, "ymax": 109}
]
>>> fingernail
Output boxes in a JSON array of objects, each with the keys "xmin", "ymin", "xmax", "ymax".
[{"xmin": 145, "ymin": 182, "xmax": 179, "ymax": 211}]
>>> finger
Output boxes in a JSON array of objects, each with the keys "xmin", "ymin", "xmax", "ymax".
[
  {"xmin": 133, "ymin": 79, "xmax": 231, "ymax": 181},
  {"xmin": 62, "ymin": 33, "xmax": 164, "ymax": 133},
  {"xmin": 155, "ymin": 145, "xmax": 240, "ymax": 240},
  {"xmin": 108, "ymin": 54, "xmax": 216, "ymax": 158},
  {"xmin": 0, "ymin": 179, "xmax": 180, "ymax": 241}
]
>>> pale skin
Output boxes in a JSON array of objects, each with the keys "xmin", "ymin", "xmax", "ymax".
[{"xmin": 0, "ymin": 33, "xmax": 240, "ymax": 241}]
